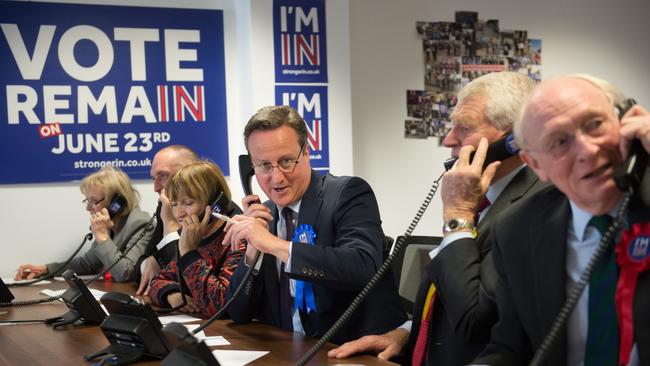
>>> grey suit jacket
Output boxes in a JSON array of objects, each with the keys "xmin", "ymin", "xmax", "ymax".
[{"xmin": 47, "ymin": 206, "xmax": 153, "ymax": 282}]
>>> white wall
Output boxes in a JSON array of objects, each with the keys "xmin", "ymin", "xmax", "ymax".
[
  {"xmin": 349, "ymin": 0, "xmax": 650, "ymax": 239},
  {"xmin": 0, "ymin": 0, "xmax": 353, "ymax": 277}
]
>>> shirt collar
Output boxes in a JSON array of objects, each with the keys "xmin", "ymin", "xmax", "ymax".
[
  {"xmin": 485, "ymin": 165, "xmax": 525, "ymax": 204},
  {"xmin": 276, "ymin": 200, "xmax": 302, "ymax": 217},
  {"xmin": 569, "ymin": 199, "xmax": 622, "ymax": 242}
]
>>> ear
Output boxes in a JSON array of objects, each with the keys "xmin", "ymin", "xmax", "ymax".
[{"xmin": 520, "ymin": 150, "xmax": 549, "ymax": 181}]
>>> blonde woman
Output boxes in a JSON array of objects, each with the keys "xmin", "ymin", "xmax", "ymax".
[{"xmin": 15, "ymin": 166, "xmax": 152, "ymax": 282}]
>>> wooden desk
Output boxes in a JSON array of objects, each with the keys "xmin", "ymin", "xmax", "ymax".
[{"xmin": 0, "ymin": 281, "xmax": 396, "ymax": 365}]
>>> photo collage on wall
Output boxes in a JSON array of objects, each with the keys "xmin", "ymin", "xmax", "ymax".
[{"xmin": 404, "ymin": 11, "xmax": 542, "ymax": 141}]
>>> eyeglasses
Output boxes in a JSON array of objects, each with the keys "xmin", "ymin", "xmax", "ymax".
[
  {"xmin": 252, "ymin": 144, "xmax": 307, "ymax": 175},
  {"xmin": 82, "ymin": 197, "xmax": 105, "ymax": 207},
  {"xmin": 525, "ymin": 118, "xmax": 613, "ymax": 159}
]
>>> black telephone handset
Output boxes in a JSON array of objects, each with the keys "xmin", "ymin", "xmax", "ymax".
[
  {"xmin": 614, "ymin": 98, "xmax": 648, "ymax": 193},
  {"xmin": 0, "ymin": 278, "xmax": 14, "ymax": 303},
  {"xmin": 443, "ymin": 133, "xmax": 520, "ymax": 171},
  {"xmin": 161, "ymin": 323, "xmax": 220, "ymax": 366},
  {"xmin": 45, "ymin": 269, "xmax": 106, "ymax": 329},
  {"xmin": 196, "ymin": 190, "xmax": 231, "ymax": 224},
  {"xmin": 238, "ymin": 154, "xmax": 255, "ymax": 196},
  {"xmin": 107, "ymin": 194, "xmax": 127, "ymax": 219}
]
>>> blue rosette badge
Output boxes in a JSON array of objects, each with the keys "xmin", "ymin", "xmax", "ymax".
[{"xmin": 293, "ymin": 224, "xmax": 317, "ymax": 314}]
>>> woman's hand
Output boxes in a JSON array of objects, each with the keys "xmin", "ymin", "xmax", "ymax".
[
  {"xmin": 90, "ymin": 208, "xmax": 113, "ymax": 243},
  {"xmin": 178, "ymin": 206, "xmax": 211, "ymax": 256},
  {"xmin": 14, "ymin": 264, "xmax": 47, "ymax": 280}
]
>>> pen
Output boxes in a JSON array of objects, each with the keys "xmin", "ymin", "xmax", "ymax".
[{"xmin": 211, "ymin": 212, "xmax": 232, "ymax": 223}]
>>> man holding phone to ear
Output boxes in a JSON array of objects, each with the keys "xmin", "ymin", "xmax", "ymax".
[
  {"xmin": 473, "ymin": 75, "xmax": 650, "ymax": 365},
  {"xmin": 223, "ymin": 105, "xmax": 406, "ymax": 344},
  {"xmin": 329, "ymin": 72, "xmax": 546, "ymax": 365},
  {"xmin": 134, "ymin": 145, "xmax": 198, "ymax": 295}
]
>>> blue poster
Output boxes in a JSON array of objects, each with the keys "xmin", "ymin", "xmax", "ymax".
[
  {"xmin": 0, "ymin": 2, "xmax": 228, "ymax": 184},
  {"xmin": 273, "ymin": 0, "xmax": 327, "ymax": 83},
  {"xmin": 275, "ymin": 85, "xmax": 329, "ymax": 171}
]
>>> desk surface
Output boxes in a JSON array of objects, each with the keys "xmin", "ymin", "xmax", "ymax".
[{"xmin": 0, "ymin": 280, "xmax": 396, "ymax": 366}]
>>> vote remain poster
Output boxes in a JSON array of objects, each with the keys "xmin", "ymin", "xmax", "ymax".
[{"xmin": 0, "ymin": 2, "xmax": 229, "ymax": 184}]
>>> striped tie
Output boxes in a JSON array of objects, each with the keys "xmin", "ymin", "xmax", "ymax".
[
  {"xmin": 584, "ymin": 215, "xmax": 618, "ymax": 366},
  {"xmin": 279, "ymin": 207, "xmax": 295, "ymax": 331},
  {"xmin": 411, "ymin": 284, "xmax": 436, "ymax": 366}
]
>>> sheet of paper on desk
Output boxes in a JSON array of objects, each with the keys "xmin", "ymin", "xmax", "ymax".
[
  {"xmin": 212, "ymin": 350, "xmax": 269, "ymax": 366},
  {"xmin": 158, "ymin": 314, "xmax": 202, "ymax": 325},
  {"xmin": 2, "ymin": 277, "xmax": 52, "ymax": 285},
  {"xmin": 180, "ymin": 324, "xmax": 231, "ymax": 346},
  {"xmin": 203, "ymin": 336, "xmax": 230, "ymax": 346},
  {"xmin": 183, "ymin": 323, "xmax": 205, "ymax": 339},
  {"xmin": 40, "ymin": 288, "xmax": 106, "ymax": 301}
]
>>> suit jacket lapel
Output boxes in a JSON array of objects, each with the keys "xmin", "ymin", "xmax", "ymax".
[
  {"xmin": 296, "ymin": 170, "xmax": 324, "ymax": 236},
  {"xmin": 478, "ymin": 167, "xmax": 539, "ymax": 233},
  {"xmin": 530, "ymin": 191, "xmax": 570, "ymax": 363},
  {"xmin": 477, "ymin": 167, "xmax": 540, "ymax": 257}
]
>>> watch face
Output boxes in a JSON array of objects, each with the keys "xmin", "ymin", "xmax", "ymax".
[{"xmin": 444, "ymin": 218, "xmax": 474, "ymax": 234}]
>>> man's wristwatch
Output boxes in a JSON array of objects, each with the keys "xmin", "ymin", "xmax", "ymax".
[{"xmin": 443, "ymin": 218, "xmax": 476, "ymax": 234}]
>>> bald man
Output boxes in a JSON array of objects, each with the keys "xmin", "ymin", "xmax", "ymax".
[{"xmin": 474, "ymin": 75, "xmax": 650, "ymax": 365}]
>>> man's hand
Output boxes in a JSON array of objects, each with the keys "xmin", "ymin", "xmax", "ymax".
[
  {"xmin": 242, "ymin": 195, "xmax": 273, "ymax": 222},
  {"xmin": 178, "ymin": 207, "xmax": 211, "ymax": 256},
  {"xmin": 224, "ymin": 215, "xmax": 290, "ymax": 263},
  {"xmin": 328, "ymin": 328, "xmax": 409, "ymax": 361},
  {"xmin": 14, "ymin": 264, "xmax": 47, "ymax": 280},
  {"xmin": 90, "ymin": 208, "xmax": 113, "ymax": 242},
  {"xmin": 167, "ymin": 292, "xmax": 200, "ymax": 313},
  {"xmin": 136, "ymin": 256, "xmax": 161, "ymax": 296},
  {"xmin": 619, "ymin": 104, "xmax": 650, "ymax": 158},
  {"xmin": 159, "ymin": 191, "xmax": 181, "ymax": 235},
  {"xmin": 441, "ymin": 137, "xmax": 500, "ymax": 223}
]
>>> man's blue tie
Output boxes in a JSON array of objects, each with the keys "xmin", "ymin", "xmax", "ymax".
[{"xmin": 584, "ymin": 215, "xmax": 619, "ymax": 366}]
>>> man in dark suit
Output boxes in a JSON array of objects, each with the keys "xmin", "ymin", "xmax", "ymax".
[
  {"xmin": 329, "ymin": 72, "xmax": 544, "ymax": 365},
  {"xmin": 474, "ymin": 74, "xmax": 650, "ymax": 365},
  {"xmin": 224, "ymin": 105, "xmax": 406, "ymax": 344}
]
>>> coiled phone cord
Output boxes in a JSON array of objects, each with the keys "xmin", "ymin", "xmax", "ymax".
[
  {"xmin": 529, "ymin": 189, "xmax": 632, "ymax": 366},
  {"xmin": 296, "ymin": 172, "xmax": 444, "ymax": 366},
  {"xmin": 0, "ymin": 214, "xmax": 156, "ymax": 307},
  {"xmin": 8, "ymin": 232, "xmax": 94, "ymax": 287}
]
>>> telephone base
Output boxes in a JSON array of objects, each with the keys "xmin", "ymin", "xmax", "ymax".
[
  {"xmin": 84, "ymin": 344, "xmax": 145, "ymax": 366},
  {"xmin": 45, "ymin": 310, "xmax": 83, "ymax": 329}
]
